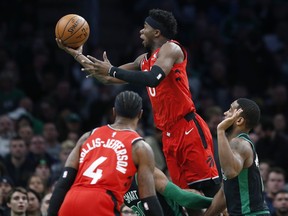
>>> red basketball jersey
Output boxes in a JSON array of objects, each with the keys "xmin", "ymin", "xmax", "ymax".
[
  {"xmin": 71, "ymin": 125, "xmax": 141, "ymax": 204},
  {"xmin": 140, "ymin": 40, "xmax": 196, "ymax": 131}
]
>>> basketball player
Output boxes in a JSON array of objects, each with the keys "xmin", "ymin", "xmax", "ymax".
[
  {"xmin": 56, "ymin": 9, "xmax": 220, "ymax": 201},
  {"xmin": 47, "ymin": 91, "xmax": 163, "ymax": 216},
  {"xmin": 204, "ymin": 98, "xmax": 270, "ymax": 216}
]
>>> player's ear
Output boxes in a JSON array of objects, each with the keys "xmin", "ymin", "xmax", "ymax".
[
  {"xmin": 236, "ymin": 116, "xmax": 244, "ymax": 126},
  {"xmin": 138, "ymin": 109, "xmax": 143, "ymax": 120},
  {"xmin": 154, "ymin": 29, "xmax": 161, "ymax": 37}
]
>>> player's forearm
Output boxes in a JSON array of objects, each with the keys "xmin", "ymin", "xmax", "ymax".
[
  {"xmin": 204, "ymin": 188, "xmax": 226, "ymax": 216},
  {"xmin": 162, "ymin": 181, "xmax": 212, "ymax": 209},
  {"xmin": 217, "ymin": 130, "xmax": 238, "ymax": 178}
]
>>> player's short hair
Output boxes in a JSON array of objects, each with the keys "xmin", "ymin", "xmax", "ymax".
[
  {"xmin": 114, "ymin": 91, "xmax": 142, "ymax": 119},
  {"xmin": 237, "ymin": 98, "xmax": 260, "ymax": 129},
  {"xmin": 147, "ymin": 9, "xmax": 177, "ymax": 39}
]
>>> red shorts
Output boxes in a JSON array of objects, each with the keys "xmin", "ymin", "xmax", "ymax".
[
  {"xmin": 162, "ymin": 112, "xmax": 219, "ymax": 189},
  {"xmin": 59, "ymin": 187, "xmax": 120, "ymax": 216}
]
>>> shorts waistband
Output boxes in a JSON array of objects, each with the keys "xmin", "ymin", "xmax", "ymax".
[{"xmin": 184, "ymin": 111, "xmax": 195, "ymax": 121}]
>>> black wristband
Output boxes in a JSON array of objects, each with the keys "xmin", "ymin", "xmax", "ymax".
[
  {"xmin": 108, "ymin": 65, "xmax": 166, "ymax": 87},
  {"xmin": 141, "ymin": 196, "xmax": 164, "ymax": 216}
]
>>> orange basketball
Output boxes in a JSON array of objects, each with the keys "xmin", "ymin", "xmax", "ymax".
[{"xmin": 55, "ymin": 14, "xmax": 90, "ymax": 49}]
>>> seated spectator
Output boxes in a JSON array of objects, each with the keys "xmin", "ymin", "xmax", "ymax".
[
  {"xmin": 6, "ymin": 187, "xmax": 28, "ymax": 216},
  {"xmin": 0, "ymin": 176, "xmax": 14, "ymax": 215},
  {"xmin": 260, "ymin": 159, "xmax": 274, "ymax": 187},
  {"xmin": 27, "ymin": 188, "xmax": 42, "ymax": 216},
  {"xmin": 34, "ymin": 159, "xmax": 52, "ymax": 189},
  {"xmin": 51, "ymin": 140, "xmax": 75, "ymax": 182},
  {"xmin": 272, "ymin": 189, "xmax": 288, "ymax": 216},
  {"xmin": 40, "ymin": 192, "xmax": 52, "ymax": 216},
  {"xmin": 3, "ymin": 136, "xmax": 35, "ymax": 187},
  {"xmin": 27, "ymin": 174, "xmax": 47, "ymax": 199},
  {"xmin": 28, "ymin": 135, "xmax": 57, "ymax": 169},
  {"xmin": 0, "ymin": 115, "xmax": 16, "ymax": 157},
  {"xmin": 265, "ymin": 167, "xmax": 287, "ymax": 214}
]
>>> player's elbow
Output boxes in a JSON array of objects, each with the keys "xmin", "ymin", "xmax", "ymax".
[{"xmin": 146, "ymin": 78, "xmax": 161, "ymax": 87}]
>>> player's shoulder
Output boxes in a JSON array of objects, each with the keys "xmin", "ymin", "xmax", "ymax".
[{"xmin": 160, "ymin": 40, "xmax": 184, "ymax": 56}]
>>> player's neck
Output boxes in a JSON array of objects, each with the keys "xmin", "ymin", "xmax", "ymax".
[
  {"xmin": 151, "ymin": 38, "xmax": 168, "ymax": 52},
  {"xmin": 111, "ymin": 118, "xmax": 137, "ymax": 131}
]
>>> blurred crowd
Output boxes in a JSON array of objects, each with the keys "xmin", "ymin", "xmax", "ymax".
[{"xmin": 0, "ymin": 0, "xmax": 288, "ymax": 215}]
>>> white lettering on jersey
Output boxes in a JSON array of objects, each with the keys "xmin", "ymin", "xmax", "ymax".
[
  {"xmin": 124, "ymin": 190, "xmax": 139, "ymax": 204},
  {"xmin": 80, "ymin": 137, "xmax": 128, "ymax": 174},
  {"xmin": 148, "ymin": 87, "xmax": 156, "ymax": 97}
]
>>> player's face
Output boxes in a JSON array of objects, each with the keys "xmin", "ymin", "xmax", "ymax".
[
  {"xmin": 223, "ymin": 101, "xmax": 239, "ymax": 133},
  {"xmin": 140, "ymin": 23, "xmax": 156, "ymax": 50}
]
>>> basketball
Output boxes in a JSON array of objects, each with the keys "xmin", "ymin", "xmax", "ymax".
[{"xmin": 55, "ymin": 14, "xmax": 90, "ymax": 49}]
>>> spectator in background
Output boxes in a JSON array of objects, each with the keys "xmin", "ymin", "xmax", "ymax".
[
  {"xmin": 27, "ymin": 188, "xmax": 42, "ymax": 216},
  {"xmin": 34, "ymin": 159, "xmax": 52, "ymax": 190},
  {"xmin": 17, "ymin": 125, "xmax": 34, "ymax": 146},
  {"xmin": 0, "ymin": 71, "xmax": 26, "ymax": 115},
  {"xmin": 41, "ymin": 192, "xmax": 52, "ymax": 216},
  {"xmin": 51, "ymin": 140, "xmax": 75, "ymax": 182},
  {"xmin": 28, "ymin": 135, "xmax": 56, "ymax": 169},
  {"xmin": 265, "ymin": 167, "xmax": 287, "ymax": 215},
  {"xmin": 58, "ymin": 112, "xmax": 82, "ymax": 142},
  {"xmin": 272, "ymin": 189, "xmax": 288, "ymax": 216},
  {"xmin": 0, "ymin": 176, "xmax": 14, "ymax": 215},
  {"xmin": 260, "ymin": 159, "xmax": 274, "ymax": 187},
  {"xmin": 272, "ymin": 113, "xmax": 288, "ymax": 138},
  {"xmin": 6, "ymin": 187, "xmax": 29, "ymax": 216},
  {"xmin": 27, "ymin": 174, "xmax": 47, "ymax": 199},
  {"xmin": 0, "ymin": 114, "xmax": 16, "ymax": 157},
  {"xmin": 255, "ymin": 116, "xmax": 288, "ymax": 171},
  {"xmin": 3, "ymin": 136, "xmax": 34, "ymax": 187},
  {"xmin": 42, "ymin": 122, "xmax": 61, "ymax": 161}
]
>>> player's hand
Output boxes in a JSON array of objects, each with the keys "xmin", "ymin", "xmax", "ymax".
[
  {"xmin": 217, "ymin": 108, "xmax": 243, "ymax": 131},
  {"xmin": 81, "ymin": 51, "xmax": 112, "ymax": 76},
  {"xmin": 55, "ymin": 38, "xmax": 83, "ymax": 57}
]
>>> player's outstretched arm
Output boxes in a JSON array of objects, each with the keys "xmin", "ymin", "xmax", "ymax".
[
  {"xmin": 55, "ymin": 38, "xmax": 124, "ymax": 84},
  {"xmin": 153, "ymin": 168, "xmax": 212, "ymax": 209},
  {"xmin": 133, "ymin": 140, "xmax": 164, "ymax": 216}
]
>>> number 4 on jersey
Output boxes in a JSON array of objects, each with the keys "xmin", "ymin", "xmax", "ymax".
[{"xmin": 83, "ymin": 156, "xmax": 107, "ymax": 184}]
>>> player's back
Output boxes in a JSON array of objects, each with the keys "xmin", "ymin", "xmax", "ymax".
[{"xmin": 59, "ymin": 125, "xmax": 142, "ymax": 216}]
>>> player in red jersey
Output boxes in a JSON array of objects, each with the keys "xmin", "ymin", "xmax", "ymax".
[
  {"xmin": 47, "ymin": 91, "xmax": 163, "ymax": 216},
  {"xmin": 56, "ymin": 8, "xmax": 220, "ymax": 200}
]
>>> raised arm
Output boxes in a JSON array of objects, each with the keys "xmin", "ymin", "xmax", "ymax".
[
  {"xmin": 132, "ymin": 140, "xmax": 164, "ymax": 216},
  {"xmin": 217, "ymin": 108, "xmax": 253, "ymax": 179}
]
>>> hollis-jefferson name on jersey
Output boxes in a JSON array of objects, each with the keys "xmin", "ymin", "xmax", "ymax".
[{"xmin": 80, "ymin": 138, "xmax": 128, "ymax": 174}]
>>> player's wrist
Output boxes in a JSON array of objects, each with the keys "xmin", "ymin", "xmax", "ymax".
[
  {"xmin": 108, "ymin": 66, "xmax": 116, "ymax": 77},
  {"xmin": 74, "ymin": 53, "xmax": 83, "ymax": 61}
]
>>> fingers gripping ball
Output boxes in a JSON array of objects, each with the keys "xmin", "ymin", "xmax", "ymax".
[{"xmin": 55, "ymin": 14, "xmax": 90, "ymax": 48}]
